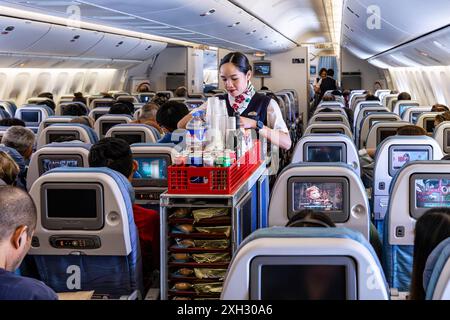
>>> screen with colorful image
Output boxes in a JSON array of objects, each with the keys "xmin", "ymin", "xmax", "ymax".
[
  {"xmin": 392, "ymin": 149, "xmax": 429, "ymax": 171},
  {"xmin": 411, "ymin": 112, "xmax": 421, "ymax": 124},
  {"xmin": 293, "ymin": 182, "xmax": 343, "ymax": 212},
  {"xmin": 399, "ymin": 105, "xmax": 413, "ymax": 118},
  {"xmin": 307, "ymin": 146, "xmax": 343, "ymax": 162},
  {"xmin": 415, "ymin": 179, "xmax": 450, "ymax": 208},
  {"xmin": 133, "ymin": 157, "xmax": 167, "ymax": 180},
  {"xmin": 41, "ymin": 158, "xmax": 80, "ymax": 173},
  {"xmin": 253, "ymin": 61, "xmax": 271, "ymax": 77}
]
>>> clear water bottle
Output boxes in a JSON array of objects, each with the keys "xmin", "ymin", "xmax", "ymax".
[{"xmin": 186, "ymin": 110, "xmax": 207, "ymax": 151}]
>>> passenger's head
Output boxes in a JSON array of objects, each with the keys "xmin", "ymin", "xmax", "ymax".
[
  {"xmin": 109, "ymin": 102, "xmax": 134, "ymax": 116},
  {"xmin": 431, "ymin": 104, "xmax": 449, "ymax": 113},
  {"xmin": 319, "ymin": 68, "xmax": 327, "ymax": 79},
  {"xmin": 150, "ymin": 93, "xmax": 170, "ymax": 107},
  {"xmin": 70, "ymin": 116, "xmax": 94, "ymax": 128},
  {"xmin": 156, "ymin": 101, "xmax": 189, "ymax": 133},
  {"xmin": 322, "ymin": 94, "xmax": 335, "ymax": 102},
  {"xmin": 38, "ymin": 92, "xmax": 53, "ymax": 100},
  {"xmin": 374, "ymin": 81, "xmax": 383, "ymax": 91},
  {"xmin": 342, "ymin": 90, "xmax": 351, "ymax": 97},
  {"xmin": 327, "ymin": 69, "xmax": 335, "ymax": 78},
  {"xmin": 0, "ymin": 118, "xmax": 25, "ymax": 127},
  {"xmin": 219, "ymin": 52, "xmax": 252, "ymax": 97},
  {"xmin": 434, "ymin": 111, "xmax": 450, "ymax": 127},
  {"xmin": 398, "ymin": 92, "xmax": 411, "ymax": 101},
  {"xmin": 0, "ymin": 151, "xmax": 19, "ymax": 185},
  {"xmin": 138, "ymin": 102, "xmax": 159, "ymax": 122},
  {"xmin": 72, "ymin": 92, "xmax": 87, "ymax": 104},
  {"xmin": 365, "ymin": 94, "xmax": 379, "ymax": 101},
  {"xmin": 410, "ymin": 208, "xmax": 450, "ymax": 300},
  {"xmin": 88, "ymin": 137, "xmax": 136, "ymax": 181},
  {"xmin": 261, "ymin": 86, "xmax": 269, "ymax": 91},
  {"xmin": 1, "ymin": 126, "xmax": 35, "ymax": 159},
  {"xmin": 61, "ymin": 103, "xmax": 87, "ymax": 116},
  {"xmin": 396, "ymin": 125, "xmax": 427, "ymax": 136},
  {"xmin": 286, "ymin": 209, "xmax": 336, "ymax": 228},
  {"xmin": 174, "ymin": 86, "xmax": 187, "ymax": 98},
  {"xmin": 136, "ymin": 82, "xmax": 151, "ymax": 93},
  {"xmin": 37, "ymin": 99, "xmax": 56, "ymax": 111},
  {"xmin": 0, "ymin": 186, "xmax": 37, "ymax": 271}
]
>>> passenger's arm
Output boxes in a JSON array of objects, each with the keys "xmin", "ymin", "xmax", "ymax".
[
  {"xmin": 177, "ymin": 112, "xmax": 192, "ymax": 129},
  {"xmin": 177, "ymin": 103, "xmax": 207, "ymax": 129}
]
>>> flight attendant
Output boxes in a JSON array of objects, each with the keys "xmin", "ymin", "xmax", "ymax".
[{"xmin": 178, "ymin": 52, "xmax": 291, "ymax": 150}]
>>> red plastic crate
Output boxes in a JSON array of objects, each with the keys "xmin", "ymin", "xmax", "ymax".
[{"xmin": 168, "ymin": 140, "xmax": 262, "ymax": 194}]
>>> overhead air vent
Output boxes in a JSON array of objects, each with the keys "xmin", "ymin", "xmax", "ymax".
[
  {"xmin": 200, "ymin": 9, "xmax": 216, "ymax": 17},
  {"xmin": 116, "ymin": 41, "xmax": 124, "ymax": 47},
  {"xmin": 2, "ymin": 25, "xmax": 15, "ymax": 35},
  {"xmin": 70, "ymin": 35, "xmax": 80, "ymax": 42}
]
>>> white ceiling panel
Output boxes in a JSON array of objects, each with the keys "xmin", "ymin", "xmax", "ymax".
[{"xmin": 343, "ymin": 0, "xmax": 450, "ymax": 59}]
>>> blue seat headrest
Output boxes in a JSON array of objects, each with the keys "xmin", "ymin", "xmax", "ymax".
[{"xmin": 424, "ymin": 237, "xmax": 450, "ymax": 291}]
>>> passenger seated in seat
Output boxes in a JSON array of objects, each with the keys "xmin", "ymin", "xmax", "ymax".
[
  {"xmin": 434, "ymin": 111, "xmax": 450, "ymax": 129},
  {"xmin": 1, "ymin": 126, "xmax": 35, "ymax": 161},
  {"xmin": 410, "ymin": 208, "xmax": 450, "ymax": 300},
  {"xmin": 431, "ymin": 104, "xmax": 449, "ymax": 112},
  {"xmin": 72, "ymin": 92, "xmax": 87, "ymax": 106},
  {"xmin": 174, "ymin": 86, "xmax": 187, "ymax": 98},
  {"xmin": 359, "ymin": 125, "xmax": 427, "ymax": 187},
  {"xmin": 150, "ymin": 93, "xmax": 170, "ymax": 107},
  {"xmin": 109, "ymin": 102, "xmax": 134, "ymax": 116},
  {"xmin": 0, "ymin": 187, "xmax": 57, "ymax": 300},
  {"xmin": 0, "ymin": 118, "xmax": 25, "ymax": 127},
  {"xmin": 88, "ymin": 137, "xmax": 160, "ymax": 288},
  {"xmin": 397, "ymin": 92, "xmax": 411, "ymax": 101},
  {"xmin": 365, "ymin": 94, "xmax": 379, "ymax": 101},
  {"xmin": 61, "ymin": 103, "xmax": 87, "ymax": 116},
  {"xmin": 70, "ymin": 116, "xmax": 94, "ymax": 129},
  {"xmin": 133, "ymin": 102, "xmax": 163, "ymax": 134},
  {"xmin": 0, "ymin": 151, "xmax": 19, "ymax": 186},
  {"xmin": 287, "ymin": 210, "xmax": 383, "ymax": 260},
  {"xmin": 286, "ymin": 209, "xmax": 335, "ymax": 228},
  {"xmin": 156, "ymin": 101, "xmax": 189, "ymax": 144}
]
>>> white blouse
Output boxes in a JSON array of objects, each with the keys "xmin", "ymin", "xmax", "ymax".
[{"xmin": 192, "ymin": 97, "xmax": 289, "ymax": 134}]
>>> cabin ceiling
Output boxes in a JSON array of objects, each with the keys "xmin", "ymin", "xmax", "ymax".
[
  {"xmin": 343, "ymin": 0, "xmax": 450, "ymax": 66},
  {"xmin": 2, "ymin": 0, "xmax": 333, "ymax": 53}
]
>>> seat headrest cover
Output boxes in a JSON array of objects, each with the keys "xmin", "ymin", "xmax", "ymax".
[{"xmin": 423, "ymin": 237, "xmax": 450, "ymax": 290}]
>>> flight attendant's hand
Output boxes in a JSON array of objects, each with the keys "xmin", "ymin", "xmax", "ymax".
[{"xmin": 239, "ymin": 116, "xmax": 257, "ymax": 129}]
